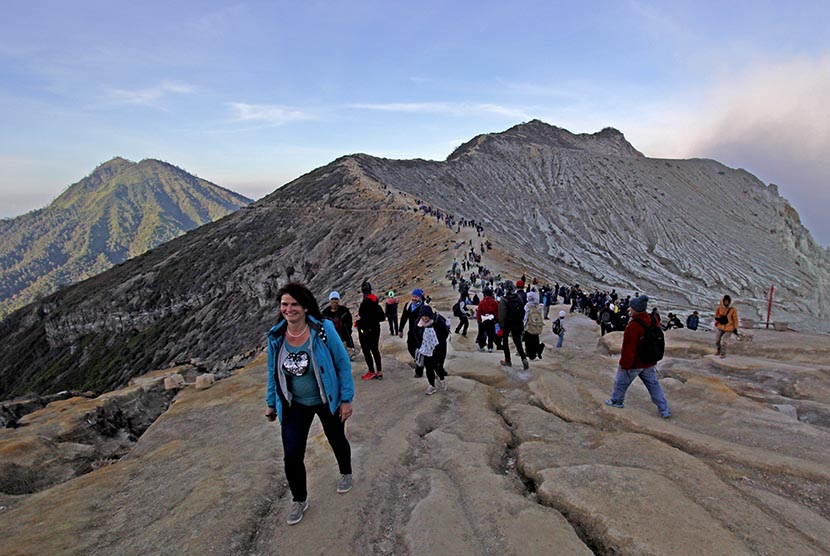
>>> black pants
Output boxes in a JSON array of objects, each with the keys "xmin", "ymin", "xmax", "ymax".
[
  {"xmin": 525, "ymin": 332, "xmax": 542, "ymax": 359},
  {"xmin": 478, "ymin": 320, "xmax": 497, "ymax": 350},
  {"xmin": 359, "ymin": 328, "xmax": 382, "ymax": 373},
  {"xmin": 455, "ymin": 315, "xmax": 469, "ymax": 335},
  {"xmin": 502, "ymin": 327, "xmax": 526, "ymax": 365},
  {"xmin": 424, "ymin": 345, "xmax": 448, "ymax": 386},
  {"xmin": 407, "ymin": 331, "xmax": 423, "ymax": 376},
  {"xmin": 281, "ymin": 402, "xmax": 351, "ymax": 503},
  {"xmin": 386, "ymin": 313, "xmax": 398, "ymax": 335}
]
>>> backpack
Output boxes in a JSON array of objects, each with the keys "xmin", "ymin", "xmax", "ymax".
[
  {"xmin": 433, "ymin": 312, "xmax": 451, "ymax": 342},
  {"xmin": 525, "ymin": 306, "xmax": 544, "ymax": 335},
  {"xmin": 505, "ymin": 295, "xmax": 524, "ymax": 326},
  {"xmin": 452, "ymin": 302, "xmax": 463, "ymax": 317},
  {"xmin": 552, "ymin": 318, "xmax": 563, "ymax": 335},
  {"xmin": 632, "ymin": 316, "xmax": 665, "ymax": 363}
]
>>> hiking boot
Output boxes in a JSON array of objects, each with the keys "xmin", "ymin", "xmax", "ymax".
[
  {"xmin": 604, "ymin": 399, "xmax": 624, "ymax": 409},
  {"xmin": 336, "ymin": 474, "xmax": 353, "ymax": 493},
  {"xmin": 361, "ymin": 370, "xmax": 377, "ymax": 380},
  {"xmin": 500, "ymin": 360, "xmax": 512, "ymax": 367},
  {"xmin": 372, "ymin": 372, "xmax": 383, "ymax": 380},
  {"xmin": 286, "ymin": 500, "xmax": 308, "ymax": 525},
  {"xmin": 522, "ymin": 358, "xmax": 530, "ymax": 370},
  {"xmin": 438, "ymin": 378, "xmax": 448, "ymax": 391},
  {"xmin": 425, "ymin": 385, "xmax": 437, "ymax": 395}
]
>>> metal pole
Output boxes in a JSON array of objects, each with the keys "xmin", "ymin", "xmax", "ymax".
[{"xmin": 766, "ymin": 285, "xmax": 774, "ymax": 329}]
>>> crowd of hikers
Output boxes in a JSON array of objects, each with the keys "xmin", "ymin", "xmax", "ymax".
[{"xmin": 265, "ymin": 210, "xmax": 746, "ymax": 525}]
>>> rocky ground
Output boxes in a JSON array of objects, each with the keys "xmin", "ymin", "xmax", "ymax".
[{"xmin": 1, "ymin": 227, "xmax": 829, "ymax": 556}]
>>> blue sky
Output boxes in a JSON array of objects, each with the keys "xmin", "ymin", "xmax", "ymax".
[{"xmin": 2, "ymin": 1, "xmax": 829, "ymax": 246}]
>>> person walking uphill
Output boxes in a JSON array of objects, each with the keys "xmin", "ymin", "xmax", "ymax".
[
  {"xmin": 476, "ymin": 287, "xmax": 499, "ymax": 352},
  {"xmin": 604, "ymin": 294, "xmax": 671, "ymax": 418},
  {"xmin": 385, "ymin": 291, "xmax": 399, "ymax": 336},
  {"xmin": 415, "ymin": 305, "xmax": 450, "ymax": 395},
  {"xmin": 322, "ymin": 291, "xmax": 355, "ymax": 358},
  {"xmin": 499, "ymin": 280, "xmax": 529, "ymax": 370},
  {"xmin": 714, "ymin": 294, "xmax": 740, "ymax": 357},
  {"xmin": 399, "ymin": 288, "xmax": 427, "ymax": 378},
  {"xmin": 265, "ymin": 282, "xmax": 355, "ymax": 526},
  {"xmin": 356, "ymin": 281, "xmax": 386, "ymax": 380}
]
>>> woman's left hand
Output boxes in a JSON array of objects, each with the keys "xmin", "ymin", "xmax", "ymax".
[{"xmin": 339, "ymin": 402, "xmax": 353, "ymax": 422}]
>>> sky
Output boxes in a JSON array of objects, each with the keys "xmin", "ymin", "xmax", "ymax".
[{"xmin": 2, "ymin": 1, "xmax": 829, "ymax": 246}]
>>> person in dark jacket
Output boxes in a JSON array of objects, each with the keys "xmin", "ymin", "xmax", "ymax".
[
  {"xmin": 498, "ymin": 280, "xmax": 529, "ymax": 370},
  {"xmin": 686, "ymin": 311, "xmax": 699, "ymax": 331},
  {"xmin": 604, "ymin": 295, "xmax": 671, "ymax": 418},
  {"xmin": 384, "ymin": 290, "xmax": 399, "ymax": 336},
  {"xmin": 476, "ymin": 287, "xmax": 499, "ymax": 352},
  {"xmin": 356, "ymin": 281, "xmax": 386, "ymax": 380},
  {"xmin": 399, "ymin": 288, "xmax": 427, "ymax": 378},
  {"xmin": 415, "ymin": 305, "xmax": 449, "ymax": 395},
  {"xmin": 322, "ymin": 291, "xmax": 354, "ymax": 351},
  {"xmin": 265, "ymin": 282, "xmax": 354, "ymax": 525}
]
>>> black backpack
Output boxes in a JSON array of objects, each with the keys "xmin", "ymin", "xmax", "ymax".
[
  {"xmin": 505, "ymin": 294, "xmax": 524, "ymax": 325},
  {"xmin": 632, "ymin": 316, "xmax": 665, "ymax": 363},
  {"xmin": 552, "ymin": 318, "xmax": 563, "ymax": 335},
  {"xmin": 433, "ymin": 313, "xmax": 451, "ymax": 342}
]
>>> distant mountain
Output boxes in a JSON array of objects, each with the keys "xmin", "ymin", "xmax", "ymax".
[
  {"xmin": 0, "ymin": 157, "xmax": 252, "ymax": 318},
  {"xmin": 1, "ymin": 120, "xmax": 828, "ymax": 399}
]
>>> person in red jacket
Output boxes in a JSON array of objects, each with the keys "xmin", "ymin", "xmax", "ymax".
[
  {"xmin": 604, "ymin": 295, "xmax": 671, "ymax": 418},
  {"xmin": 475, "ymin": 287, "xmax": 500, "ymax": 352}
]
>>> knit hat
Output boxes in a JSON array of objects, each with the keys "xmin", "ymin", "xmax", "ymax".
[
  {"xmin": 388, "ymin": 290, "xmax": 395, "ymax": 297},
  {"xmin": 503, "ymin": 280, "xmax": 515, "ymax": 293},
  {"xmin": 527, "ymin": 291, "xmax": 539, "ymax": 304},
  {"xmin": 516, "ymin": 279, "xmax": 525, "ymax": 288},
  {"xmin": 361, "ymin": 281, "xmax": 372, "ymax": 294},
  {"xmin": 329, "ymin": 291, "xmax": 341, "ymax": 300},
  {"xmin": 630, "ymin": 295, "xmax": 649, "ymax": 313},
  {"xmin": 412, "ymin": 288, "xmax": 424, "ymax": 299},
  {"xmin": 418, "ymin": 305, "xmax": 435, "ymax": 322},
  {"xmin": 483, "ymin": 287, "xmax": 494, "ymax": 296},
  {"xmin": 559, "ymin": 310, "xmax": 566, "ymax": 318}
]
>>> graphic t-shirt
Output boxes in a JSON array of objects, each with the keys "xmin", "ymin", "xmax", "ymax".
[{"xmin": 281, "ymin": 339, "xmax": 322, "ymax": 406}]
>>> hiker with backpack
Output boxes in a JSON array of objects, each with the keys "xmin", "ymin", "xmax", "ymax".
[
  {"xmin": 552, "ymin": 310, "xmax": 566, "ymax": 348},
  {"xmin": 356, "ymin": 281, "xmax": 386, "ymax": 380},
  {"xmin": 604, "ymin": 295, "xmax": 671, "ymax": 418},
  {"xmin": 476, "ymin": 287, "xmax": 500, "ymax": 352},
  {"xmin": 498, "ymin": 280, "xmax": 530, "ymax": 370},
  {"xmin": 322, "ymin": 291, "xmax": 355, "ymax": 358},
  {"xmin": 714, "ymin": 295, "xmax": 740, "ymax": 357},
  {"xmin": 452, "ymin": 296, "xmax": 470, "ymax": 336},
  {"xmin": 414, "ymin": 305, "xmax": 450, "ymax": 395},
  {"xmin": 523, "ymin": 291, "xmax": 546, "ymax": 360},
  {"xmin": 399, "ymin": 288, "xmax": 427, "ymax": 378},
  {"xmin": 264, "ymin": 282, "xmax": 354, "ymax": 525}
]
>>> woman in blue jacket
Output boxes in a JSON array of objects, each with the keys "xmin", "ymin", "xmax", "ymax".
[{"xmin": 265, "ymin": 282, "xmax": 355, "ymax": 525}]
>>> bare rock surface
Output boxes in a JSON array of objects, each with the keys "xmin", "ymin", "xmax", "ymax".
[{"xmin": 1, "ymin": 226, "xmax": 829, "ymax": 556}]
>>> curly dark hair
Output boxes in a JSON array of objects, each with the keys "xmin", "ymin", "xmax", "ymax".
[{"xmin": 276, "ymin": 282, "xmax": 323, "ymax": 321}]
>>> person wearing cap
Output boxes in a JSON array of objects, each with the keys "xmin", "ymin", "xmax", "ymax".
[
  {"xmin": 604, "ymin": 295, "xmax": 671, "ymax": 418},
  {"xmin": 399, "ymin": 288, "xmax": 427, "ymax": 378},
  {"xmin": 414, "ymin": 305, "xmax": 449, "ymax": 395},
  {"xmin": 356, "ymin": 281, "xmax": 386, "ymax": 380},
  {"xmin": 498, "ymin": 280, "xmax": 530, "ymax": 370},
  {"xmin": 686, "ymin": 310, "xmax": 700, "ymax": 331},
  {"xmin": 476, "ymin": 287, "xmax": 499, "ymax": 352},
  {"xmin": 322, "ymin": 290, "xmax": 355, "ymax": 355},
  {"xmin": 384, "ymin": 290, "xmax": 399, "ymax": 336},
  {"xmin": 552, "ymin": 310, "xmax": 567, "ymax": 348}
]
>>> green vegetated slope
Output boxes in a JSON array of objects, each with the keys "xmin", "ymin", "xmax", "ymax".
[{"xmin": 0, "ymin": 157, "xmax": 252, "ymax": 318}]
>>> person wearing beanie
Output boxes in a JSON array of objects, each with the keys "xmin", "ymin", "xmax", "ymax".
[
  {"xmin": 322, "ymin": 291, "xmax": 355, "ymax": 355},
  {"xmin": 552, "ymin": 310, "xmax": 567, "ymax": 348},
  {"xmin": 515, "ymin": 279, "xmax": 527, "ymax": 304},
  {"xmin": 384, "ymin": 290, "xmax": 399, "ymax": 336},
  {"xmin": 399, "ymin": 288, "xmax": 427, "ymax": 377},
  {"xmin": 523, "ymin": 291, "xmax": 545, "ymax": 360},
  {"xmin": 476, "ymin": 287, "xmax": 500, "ymax": 352},
  {"xmin": 498, "ymin": 280, "xmax": 530, "ymax": 370},
  {"xmin": 356, "ymin": 282, "xmax": 386, "ymax": 380},
  {"xmin": 604, "ymin": 294, "xmax": 671, "ymax": 418},
  {"xmin": 414, "ymin": 305, "xmax": 449, "ymax": 394}
]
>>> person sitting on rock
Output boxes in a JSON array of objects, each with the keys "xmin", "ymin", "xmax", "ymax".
[
  {"xmin": 686, "ymin": 311, "xmax": 700, "ymax": 331},
  {"xmin": 663, "ymin": 313, "xmax": 684, "ymax": 331}
]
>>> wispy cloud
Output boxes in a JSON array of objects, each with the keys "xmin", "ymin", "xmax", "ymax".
[
  {"xmin": 226, "ymin": 102, "xmax": 315, "ymax": 125},
  {"xmin": 105, "ymin": 81, "xmax": 195, "ymax": 107},
  {"xmin": 350, "ymin": 102, "xmax": 532, "ymax": 120}
]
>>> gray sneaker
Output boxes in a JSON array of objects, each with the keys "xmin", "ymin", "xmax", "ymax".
[
  {"xmin": 286, "ymin": 500, "xmax": 308, "ymax": 525},
  {"xmin": 521, "ymin": 358, "xmax": 530, "ymax": 370},
  {"xmin": 336, "ymin": 474, "xmax": 353, "ymax": 493},
  {"xmin": 438, "ymin": 378, "xmax": 448, "ymax": 391}
]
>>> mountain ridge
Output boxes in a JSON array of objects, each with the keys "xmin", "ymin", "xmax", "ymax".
[{"xmin": 0, "ymin": 158, "xmax": 252, "ymax": 318}]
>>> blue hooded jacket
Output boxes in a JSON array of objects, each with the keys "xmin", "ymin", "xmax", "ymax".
[{"xmin": 266, "ymin": 316, "xmax": 354, "ymax": 423}]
